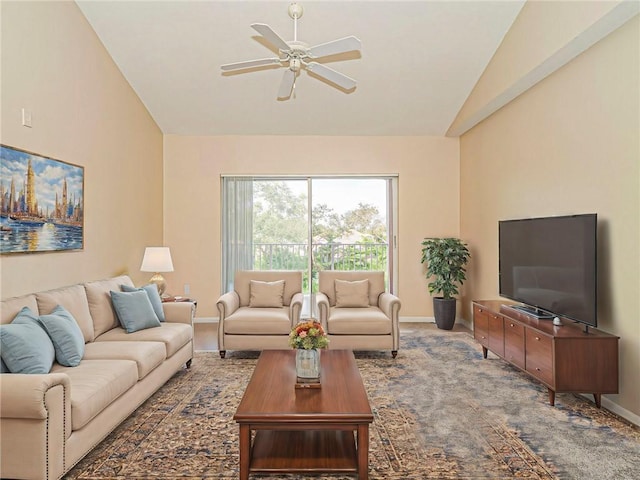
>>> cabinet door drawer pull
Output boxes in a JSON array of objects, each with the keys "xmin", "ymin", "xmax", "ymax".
[
  {"xmin": 535, "ymin": 336, "xmax": 540, "ymax": 341},
  {"xmin": 510, "ymin": 323, "xmax": 515, "ymax": 327},
  {"xmin": 536, "ymin": 368, "xmax": 541, "ymax": 372}
]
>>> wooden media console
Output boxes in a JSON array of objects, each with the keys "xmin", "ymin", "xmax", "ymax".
[{"xmin": 473, "ymin": 300, "xmax": 619, "ymax": 407}]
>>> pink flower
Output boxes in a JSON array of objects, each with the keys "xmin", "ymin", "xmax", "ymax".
[{"xmin": 299, "ymin": 331, "xmax": 307, "ymax": 338}]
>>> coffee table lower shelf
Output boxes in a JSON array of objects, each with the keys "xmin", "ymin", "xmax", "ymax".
[{"xmin": 250, "ymin": 430, "xmax": 358, "ymax": 474}]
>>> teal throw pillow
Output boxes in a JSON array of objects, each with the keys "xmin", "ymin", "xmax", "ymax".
[
  {"xmin": 110, "ymin": 290, "xmax": 161, "ymax": 333},
  {"xmin": 38, "ymin": 305, "xmax": 85, "ymax": 367},
  {"xmin": 0, "ymin": 307, "xmax": 55, "ymax": 374},
  {"xmin": 121, "ymin": 284, "xmax": 165, "ymax": 322}
]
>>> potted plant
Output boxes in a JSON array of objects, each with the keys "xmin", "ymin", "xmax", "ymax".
[{"xmin": 420, "ymin": 237, "xmax": 471, "ymax": 330}]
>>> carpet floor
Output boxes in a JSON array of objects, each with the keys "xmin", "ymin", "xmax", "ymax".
[{"xmin": 64, "ymin": 327, "xmax": 639, "ymax": 479}]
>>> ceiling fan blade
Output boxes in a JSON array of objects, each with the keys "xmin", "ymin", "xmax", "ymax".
[
  {"xmin": 277, "ymin": 69, "xmax": 296, "ymax": 100},
  {"xmin": 306, "ymin": 62, "xmax": 357, "ymax": 90},
  {"xmin": 221, "ymin": 57, "xmax": 281, "ymax": 71},
  {"xmin": 308, "ymin": 36, "xmax": 362, "ymax": 58},
  {"xmin": 251, "ymin": 23, "xmax": 290, "ymax": 52}
]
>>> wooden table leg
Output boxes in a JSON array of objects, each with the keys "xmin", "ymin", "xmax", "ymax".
[
  {"xmin": 548, "ymin": 388, "xmax": 555, "ymax": 406},
  {"xmin": 239, "ymin": 424, "xmax": 250, "ymax": 480},
  {"xmin": 357, "ymin": 424, "xmax": 369, "ymax": 480}
]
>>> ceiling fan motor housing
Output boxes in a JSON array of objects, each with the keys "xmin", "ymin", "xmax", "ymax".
[{"xmin": 288, "ymin": 3, "xmax": 303, "ymax": 20}]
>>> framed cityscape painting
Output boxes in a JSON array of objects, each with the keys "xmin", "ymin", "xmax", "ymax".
[{"xmin": 0, "ymin": 145, "xmax": 84, "ymax": 254}]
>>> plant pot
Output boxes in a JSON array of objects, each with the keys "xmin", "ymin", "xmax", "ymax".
[{"xmin": 433, "ymin": 297, "xmax": 456, "ymax": 330}]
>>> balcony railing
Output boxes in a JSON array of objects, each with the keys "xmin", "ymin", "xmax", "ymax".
[{"xmin": 253, "ymin": 242, "xmax": 388, "ymax": 272}]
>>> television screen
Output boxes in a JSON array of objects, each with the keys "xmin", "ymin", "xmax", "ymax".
[{"xmin": 499, "ymin": 214, "xmax": 597, "ymax": 327}]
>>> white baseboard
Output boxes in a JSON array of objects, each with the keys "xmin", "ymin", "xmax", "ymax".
[{"xmin": 582, "ymin": 394, "xmax": 640, "ymax": 427}]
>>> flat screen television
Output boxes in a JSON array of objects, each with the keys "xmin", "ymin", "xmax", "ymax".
[{"xmin": 499, "ymin": 214, "xmax": 597, "ymax": 329}]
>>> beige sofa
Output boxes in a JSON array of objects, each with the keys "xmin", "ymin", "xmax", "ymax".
[
  {"xmin": 216, "ymin": 270, "xmax": 303, "ymax": 358},
  {"xmin": 0, "ymin": 275, "xmax": 195, "ymax": 480},
  {"xmin": 317, "ymin": 270, "xmax": 401, "ymax": 357}
]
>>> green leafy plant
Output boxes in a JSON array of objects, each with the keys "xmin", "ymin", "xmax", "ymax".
[{"xmin": 420, "ymin": 238, "xmax": 471, "ymax": 300}]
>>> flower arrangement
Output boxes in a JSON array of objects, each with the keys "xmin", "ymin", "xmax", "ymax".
[{"xmin": 289, "ymin": 320, "xmax": 329, "ymax": 350}]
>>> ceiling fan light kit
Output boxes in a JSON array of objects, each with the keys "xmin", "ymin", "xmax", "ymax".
[{"xmin": 220, "ymin": 2, "xmax": 361, "ymax": 100}]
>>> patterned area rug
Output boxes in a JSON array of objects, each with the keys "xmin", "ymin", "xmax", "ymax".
[{"xmin": 65, "ymin": 327, "xmax": 639, "ymax": 479}]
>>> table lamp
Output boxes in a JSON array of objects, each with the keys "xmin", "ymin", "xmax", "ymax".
[{"xmin": 140, "ymin": 247, "xmax": 174, "ymax": 296}]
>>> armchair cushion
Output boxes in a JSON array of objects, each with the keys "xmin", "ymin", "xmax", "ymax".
[
  {"xmin": 335, "ymin": 279, "xmax": 370, "ymax": 308},
  {"xmin": 249, "ymin": 280, "xmax": 285, "ymax": 308},
  {"xmin": 327, "ymin": 307, "xmax": 393, "ymax": 335},
  {"xmin": 223, "ymin": 308, "xmax": 291, "ymax": 335},
  {"xmin": 319, "ymin": 271, "xmax": 385, "ymax": 306}
]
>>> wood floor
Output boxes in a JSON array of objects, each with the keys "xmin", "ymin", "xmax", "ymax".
[{"xmin": 193, "ymin": 322, "xmax": 471, "ymax": 352}]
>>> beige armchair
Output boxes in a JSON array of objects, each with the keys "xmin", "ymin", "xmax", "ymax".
[
  {"xmin": 317, "ymin": 271, "xmax": 401, "ymax": 358},
  {"xmin": 216, "ymin": 270, "xmax": 303, "ymax": 358}
]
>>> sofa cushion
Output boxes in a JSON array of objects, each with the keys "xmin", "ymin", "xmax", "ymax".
[
  {"xmin": 335, "ymin": 279, "xmax": 370, "ymax": 308},
  {"xmin": 0, "ymin": 307, "xmax": 56, "ymax": 374},
  {"xmin": 110, "ymin": 290, "xmax": 161, "ymax": 333},
  {"xmin": 83, "ymin": 341, "xmax": 166, "ymax": 380},
  {"xmin": 38, "ymin": 305, "xmax": 85, "ymax": 367},
  {"xmin": 51, "ymin": 359, "xmax": 138, "ymax": 430},
  {"xmin": 37, "ymin": 284, "xmax": 95, "ymax": 343},
  {"xmin": 85, "ymin": 276, "xmax": 135, "ymax": 338},
  {"xmin": 121, "ymin": 284, "xmax": 165, "ymax": 321},
  {"xmin": 249, "ymin": 280, "xmax": 285, "ymax": 308},
  {"xmin": 223, "ymin": 307, "xmax": 291, "ymax": 335},
  {"xmin": 94, "ymin": 323, "xmax": 192, "ymax": 358},
  {"xmin": 0, "ymin": 294, "xmax": 39, "ymax": 324},
  {"xmin": 327, "ymin": 307, "xmax": 392, "ymax": 335}
]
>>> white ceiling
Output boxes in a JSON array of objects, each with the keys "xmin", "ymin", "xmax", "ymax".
[{"xmin": 76, "ymin": 0, "xmax": 526, "ymax": 136}]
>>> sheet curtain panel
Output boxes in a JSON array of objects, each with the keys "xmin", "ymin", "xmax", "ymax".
[{"xmin": 221, "ymin": 176, "xmax": 254, "ymax": 293}]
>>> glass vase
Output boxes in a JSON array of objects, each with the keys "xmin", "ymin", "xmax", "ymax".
[{"xmin": 295, "ymin": 348, "xmax": 321, "ymax": 382}]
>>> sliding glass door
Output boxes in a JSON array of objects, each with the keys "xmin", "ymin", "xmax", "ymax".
[{"xmin": 221, "ymin": 176, "xmax": 398, "ymax": 298}]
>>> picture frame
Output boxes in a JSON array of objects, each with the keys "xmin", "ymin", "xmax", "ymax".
[{"xmin": 1, "ymin": 144, "xmax": 84, "ymax": 254}]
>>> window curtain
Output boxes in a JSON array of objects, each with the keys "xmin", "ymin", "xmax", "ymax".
[{"xmin": 221, "ymin": 176, "xmax": 254, "ymax": 293}]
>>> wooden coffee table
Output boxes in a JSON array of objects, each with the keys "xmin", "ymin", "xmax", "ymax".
[{"xmin": 234, "ymin": 349, "xmax": 373, "ymax": 480}]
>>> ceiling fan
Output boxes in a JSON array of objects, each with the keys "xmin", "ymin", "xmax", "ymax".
[{"xmin": 221, "ymin": 2, "xmax": 361, "ymax": 100}]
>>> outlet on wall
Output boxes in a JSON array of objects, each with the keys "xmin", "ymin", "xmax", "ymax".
[{"xmin": 184, "ymin": 284, "xmax": 190, "ymax": 295}]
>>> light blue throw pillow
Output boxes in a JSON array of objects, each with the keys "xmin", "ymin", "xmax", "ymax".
[
  {"xmin": 38, "ymin": 305, "xmax": 85, "ymax": 367},
  {"xmin": 121, "ymin": 284, "xmax": 165, "ymax": 322},
  {"xmin": 110, "ymin": 290, "xmax": 161, "ymax": 333},
  {"xmin": 0, "ymin": 307, "xmax": 55, "ymax": 374}
]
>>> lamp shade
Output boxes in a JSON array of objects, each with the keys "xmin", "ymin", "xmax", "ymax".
[{"xmin": 140, "ymin": 247, "xmax": 174, "ymax": 273}]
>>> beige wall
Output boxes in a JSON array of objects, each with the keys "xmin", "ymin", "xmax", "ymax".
[
  {"xmin": 163, "ymin": 135, "xmax": 459, "ymax": 318},
  {"xmin": 0, "ymin": 1, "xmax": 163, "ymax": 298},
  {"xmin": 460, "ymin": 16, "xmax": 639, "ymax": 418}
]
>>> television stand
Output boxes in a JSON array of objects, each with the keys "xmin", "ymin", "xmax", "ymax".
[
  {"xmin": 509, "ymin": 304, "xmax": 554, "ymax": 319},
  {"xmin": 473, "ymin": 300, "xmax": 619, "ymax": 407}
]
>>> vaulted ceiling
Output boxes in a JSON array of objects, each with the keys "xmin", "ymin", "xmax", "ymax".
[{"xmin": 77, "ymin": 0, "xmax": 526, "ymax": 136}]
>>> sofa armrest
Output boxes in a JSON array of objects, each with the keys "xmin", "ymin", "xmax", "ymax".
[
  {"xmin": 290, "ymin": 292, "xmax": 304, "ymax": 325},
  {"xmin": 316, "ymin": 292, "xmax": 330, "ymax": 331},
  {"xmin": 1, "ymin": 373, "xmax": 70, "ymax": 479},
  {"xmin": 162, "ymin": 301, "xmax": 195, "ymax": 325},
  {"xmin": 0, "ymin": 372, "xmax": 70, "ymax": 419},
  {"xmin": 378, "ymin": 292, "xmax": 401, "ymax": 322}
]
